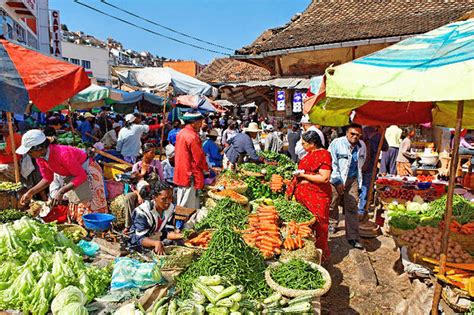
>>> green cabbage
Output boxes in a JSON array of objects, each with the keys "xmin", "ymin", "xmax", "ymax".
[
  {"xmin": 51, "ymin": 286, "xmax": 87, "ymax": 315},
  {"xmin": 57, "ymin": 302, "xmax": 89, "ymax": 315}
]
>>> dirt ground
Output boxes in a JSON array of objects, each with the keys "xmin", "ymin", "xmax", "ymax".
[{"xmin": 321, "ymin": 221, "xmax": 432, "ymax": 315}]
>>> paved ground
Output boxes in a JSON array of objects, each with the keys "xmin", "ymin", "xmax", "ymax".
[{"xmin": 320, "ymin": 221, "xmax": 430, "ymax": 315}]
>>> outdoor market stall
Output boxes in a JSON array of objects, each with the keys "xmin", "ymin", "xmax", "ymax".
[{"xmin": 304, "ymin": 19, "xmax": 474, "ymax": 311}]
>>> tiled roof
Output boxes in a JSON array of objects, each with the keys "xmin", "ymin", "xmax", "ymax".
[
  {"xmin": 236, "ymin": 0, "xmax": 474, "ymax": 55},
  {"xmin": 197, "ymin": 58, "xmax": 271, "ymax": 84}
]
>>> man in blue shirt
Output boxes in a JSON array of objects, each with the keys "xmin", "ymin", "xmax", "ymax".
[
  {"xmin": 202, "ymin": 129, "xmax": 223, "ymax": 168},
  {"xmin": 167, "ymin": 120, "xmax": 182, "ymax": 146},
  {"xmin": 328, "ymin": 123, "xmax": 366, "ymax": 249},
  {"xmin": 223, "ymin": 122, "xmax": 263, "ymax": 169},
  {"xmin": 77, "ymin": 112, "xmax": 96, "ymax": 144}
]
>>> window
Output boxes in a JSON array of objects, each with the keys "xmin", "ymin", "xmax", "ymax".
[
  {"xmin": 27, "ymin": 31, "xmax": 38, "ymax": 49},
  {"xmin": 81, "ymin": 60, "xmax": 91, "ymax": 69},
  {"xmin": 70, "ymin": 58, "xmax": 80, "ymax": 65},
  {"xmin": 13, "ymin": 21, "xmax": 25, "ymax": 43},
  {"xmin": 63, "ymin": 57, "xmax": 69, "ymax": 62}
]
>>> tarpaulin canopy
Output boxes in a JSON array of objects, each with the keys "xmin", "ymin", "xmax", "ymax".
[
  {"xmin": 175, "ymin": 95, "xmax": 225, "ymax": 113},
  {"xmin": 110, "ymin": 89, "xmax": 171, "ymax": 114},
  {"xmin": 0, "ymin": 38, "xmax": 91, "ymax": 114},
  {"xmin": 304, "ymin": 19, "xmax": 474, "ymax": 127},
  {"xmin": 116, "ymin": 67, "xmax": 218, "ymax": 97}
]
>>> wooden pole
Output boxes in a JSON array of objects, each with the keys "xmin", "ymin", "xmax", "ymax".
[
  {"xmin": 365, "ymin": 127, "xmax": 386, "ymax": 213},
  {"xmin": 159, "ymin": 92, "xmax": 168, "ymax": 160},
  {"xmin": 6, "ymin": 112, "xmax": 20, "ymax": 183},
  {"xmin": 93, "ymin": 148, "xmax": 133, "ymax": 167},
  {"xmin": 67, "ymin": 103, "xmax": 77, "ymax": 147},
  {"xmin": 431, "ymin": 100, "xmax": 464, "ymax": 314}
]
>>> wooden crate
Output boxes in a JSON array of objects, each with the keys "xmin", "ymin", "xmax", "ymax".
[
  {"xmin": 0, "ymin": 191, "xmax": 18, "ymax": 210},
  {"xmin": 174, "ymin": 206, "xmax": 196, "ymax": 222}
]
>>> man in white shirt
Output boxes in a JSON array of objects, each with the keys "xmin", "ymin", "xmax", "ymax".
[
  {"xmin": 294, "ymin": 115, "xmax": 326, "ymax": 161},
  {"xmin": 380, "ymin": 125, "xmax": 402, "ymax": 175}
]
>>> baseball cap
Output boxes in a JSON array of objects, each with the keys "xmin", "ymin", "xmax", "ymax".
[
  {"xmin": 125, "ymin": 114, "xmax": 136, "ymax": 123},
  {"xmin": 16, "ymin": 129, "xmax": 47, "ymax": 155},
  {"xmin": 165, "ymin": 144, "xmax": 175, "ymax": 158},
  {"xmin": 112, "ymin": 123, "xmax": 121, "ymax": 129}
]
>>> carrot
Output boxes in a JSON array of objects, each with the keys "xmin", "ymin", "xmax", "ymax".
[
  {"xmin": 258, "ymin": 244, "xmax": 274, "ymax": 252},
  {"xmin": 295, "ymin": 235, "xmax": 303, "ymax": 248},
  {"xmin": 274, "ymin": 247, "xmax": 281, "ymax": 255}
]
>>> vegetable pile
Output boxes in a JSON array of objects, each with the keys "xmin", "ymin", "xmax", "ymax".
[
  {"xmin": 212, "ymin": 189, "xmax": 248, "ymax": 204},
  {"xmin": 0, "ymin": 181, "xmax": 22, "ymax": 192},
  {"xmin": 427, "ymin": 194, "xmax": 474, "ymax": 224},
  {"xmin": 194, "ymin": 198, "xmax": 248, "ymax": 231},
  {"xmin": 185, "ymin": 230, "xmax": 213, "ymax": 249},
  {"xmin": 243, "ymin": 205, "xmax": 282, "ymax": 258},
  {"xmin": 399, "ymin": 226, "xmax": 474, "ymax": 263},
  {"xmin": 176, "ymin": 226, "xmax": 270, "ymax": 299},
  {"xmin": 273, "ymin": 197, "xmax": 314, "ymax": 223},
  {"xmin": 262, "ymin": 293, "xmax": 314, "ymax": 314},
  {"xmin": 282, "ymin": 221, "xmax": 313, "ymax": 251},
  {"xmin": 243, "ymin": 176, "xmax": 277, "ymax": 200},
  {"xmin": 0, "ymin": 209, "xmax": 30, "ymax": 223},
  {"xmin": 57, "ymin": 132, "xmax": 86, "ymax": 148},
  {"xmin": 270, "ymin": 259, "xmax": 326, "ymax": 291}
]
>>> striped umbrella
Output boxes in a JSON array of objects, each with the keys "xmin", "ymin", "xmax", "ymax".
[{"xmin": 0, "ymin": 38, "xmax": 91, "ymax": 114}]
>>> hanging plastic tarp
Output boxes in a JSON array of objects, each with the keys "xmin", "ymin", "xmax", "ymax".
[
  {"xmin": 116, "ymin": 67, "xmax": 218, "ymax": 97},
  {"xmin": 175, "ymin": 95, "xmax": 224, "ymax": 113},
  {"xmin": 0, "ymin": 38, "xmax": 90, "ymax": 113}
]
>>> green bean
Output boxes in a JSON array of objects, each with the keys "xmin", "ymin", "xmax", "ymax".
[
  {"xmin": 270, "ymin": 259, "xmax": 325, "ymax": 290},
  {"xmin": 273, "ymin": 198, "xmax": 314, "ymax": 223},
  {"xmin": 195, "ymin": 198, "xmax": 248, "ymax": 231}
]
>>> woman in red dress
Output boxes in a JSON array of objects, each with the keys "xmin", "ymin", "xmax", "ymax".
[{"xmin": 286, "ymin": 130, "xmax": 332, "ymax": 260}]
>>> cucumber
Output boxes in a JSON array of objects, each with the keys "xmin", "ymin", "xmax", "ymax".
[
  {"xmin": 195, "ymin": 282, "xmax": 219, "ymax": 304},
  {"xmin": 229, "ymin": 292, "xmax": 243, "ymax": 302},
  {"xmin": 193, "ymin": 304, "xmax": 205, "ymax": 315},
  {"xmin": 215, "ymin": 285, "xmax": 238, "ymax": 301},
  {"xmin": 282, "ymin": 302, "xmax": 312, "ymax": 313},
  {"xmin": 151, "ymin": 297, "xmax": 169, "ymax": 314},
  {"xmin": 210, "ymin": 285, "xmax": 225, "ymax": 293},
  {"xmin": 230, "ymin": 302, "xmax": 240, "ymax": 312},
  {"xmin": 264, "ymin": 292, "xmax": 282, "ymax": 304},
  {"xmin": 217, "ymin": 298, "xmax": 235, "ymax": 308},
  {"xmin": 288, "ymin": 295, "xmax": 313, "ymax": 305},
  {"xmin": 167, "ymin": 300, "xmax": 177, "ymax": 315},
  {"xmin": 198, "ymin": 275, "xmax": 221, "ymax": 286}
]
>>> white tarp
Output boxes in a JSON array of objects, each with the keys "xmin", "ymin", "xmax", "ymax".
[{"xmin": 116, "ymin": 67, "xmax": 218, "ymax": 97}]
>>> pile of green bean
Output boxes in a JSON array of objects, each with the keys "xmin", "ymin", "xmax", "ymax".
[
  {"xmin": 194, "ymin": 198, "xmax": 248, "ymax": 231},
  {"xmin": 271, "ymin": 259, "xmax": 325, "ymax": 290},
  {"xmin": 176, "ymin": 226, "xmax": 270, "ymax": 299},
  {"xmin": 273, "ymin": 198, "xmax": 314, "ymax": 223},
  {"xmin": 0, "ymin": 209, "xmax": 30, "ymax": 223}
]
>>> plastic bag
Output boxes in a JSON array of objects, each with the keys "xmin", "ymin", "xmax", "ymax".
[
  {"xmin": 111, "ymin": 258, "xmax": 166, "ymax": 291},
  {"xmin": 77, "ymin": 240, "xmax": 100, "ymax": 257}
]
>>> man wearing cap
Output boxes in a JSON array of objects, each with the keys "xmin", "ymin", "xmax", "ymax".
[
  {"xmin": 294, "ymin": 115, "xmax": 326, "ymax": 161},
  {"xmin": 173, "ymin": 112, "xmax": 209, "ymax": 209},
  {"xmin": 76, "ymin": 112, "xmax": 97, "ymax": 144},
  {"xmin": 203, "ymin": 129, "xmax": 223, "ymax": 168},
  {"xmin": 117, "ymin": 113, "xmax": 162, "ymax": 164},
  {"xmin": 224, "ymin": 122, "xmax": 263, "ymax": 169},
  {"xmin": 101, "ymin": 123, "xmax": 121, "ymax": 150}
]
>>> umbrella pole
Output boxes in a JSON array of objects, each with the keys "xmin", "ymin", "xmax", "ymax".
[
  {"xmin": 431, "ymin": 100, "xmax": 464, "ymax": 314},
  {"xmin": 159, "ymin": 92, "xmax": 168, "ymax": 160},
  {"xmin": 68, "ymin": 103, "xmax": 77, "ymax": 147},
  {"xmin": 365, "ymin": 127, "xmax": 386, "ymax": 215},
  {"xmin": 6, "ymin": 112, "xmax": 20, "ymax": 183}
]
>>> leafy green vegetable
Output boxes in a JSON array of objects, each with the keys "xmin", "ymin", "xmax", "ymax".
[
  {"xmin": 427, "ymin": 194, "xmax": 474, "ymax": 224},
  {"xmin": 273, "ymin": 197, "xmax": 314, "ymax": 223},
  {"xmin": 195, "ymin": 198, "xmax": 248, "ymax": 231},
  {"xmin": 51, "ymin": 286, "xmax": 87, "ymax": 315},
  {"xmin": 57, "ymin": 302, "xmax": 89, "ymax": 315},
  {"xmin": 243, "ymin": 176, "xmax": 278, "ymax": 200},
  {"xmin": 0, "ymin": 209, "xmax": 30, "ymax": 223},
  {"xmin": 270, "ymin": 259, "xmax": 325, "ymax": 290},
  {"xmin": 177, "ymin": 226, "xmax": 270, "ymax": 299}
]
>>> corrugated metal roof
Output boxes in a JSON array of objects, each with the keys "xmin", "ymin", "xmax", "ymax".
[{"xmin": 221, "ymin": 77, "xmax": 310, "ymax": 90}]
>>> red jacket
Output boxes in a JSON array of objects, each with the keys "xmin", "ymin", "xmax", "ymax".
[{"xmin": 173, "ymin": 125, "xmax": 209, "ymax": 189}]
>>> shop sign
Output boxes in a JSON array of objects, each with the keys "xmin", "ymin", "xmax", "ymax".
[
  {"xmin": 276, "ymin": 90, "xmax": 286, "ymax": 111},
  {"xmin": 293, "ymin": 91, "xmax": 303, "ymax": 113},
  {"xmin": 50, "ymin": 10, "xmax": 61, "ymax": 57},
  {"xmin": 22, "ymin": 0, "xmax": 36, "ymax": 15}
]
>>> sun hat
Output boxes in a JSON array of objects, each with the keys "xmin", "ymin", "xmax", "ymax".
[
  {"xmin": 16, "ymin": 129, "xmax": 47, "ymax": 155},
  {"xmin": 207, "ymin": 129, "xmax": 219, "ymax": 137},
  {"xmin": 243, "ymin": 122, "xmax": 262, "ymax": 133},
  {"xmin": 125, "ymin": 114, "xmax": 136, "ymax": 123},
  {"xmin": 182, "ymin": 112, "xmax": 204, "ymax": 123},
  {"xmin": 112, "ymin": 123, "xmax": 121, "ymax": 129},
  {"xmin": 83, "ymin": 112, "xmax": 94, "ymax": 119}
]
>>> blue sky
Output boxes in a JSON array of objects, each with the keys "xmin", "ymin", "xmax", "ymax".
[{"xmin": 50, "ymin": 0, "xmax": 311, "ymax": 64}]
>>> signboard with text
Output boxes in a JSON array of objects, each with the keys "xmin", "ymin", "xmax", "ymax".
[
  {"xmin": 276, "ymin": 90, "xmax": 286, "ymax": 111},
  {"xmin": 50, "ymin": 10, "xmax": 61, "ymax": 57}
]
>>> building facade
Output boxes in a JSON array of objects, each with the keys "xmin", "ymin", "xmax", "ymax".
[
  {"xmin": 0, "ymin": 0, "xmax": 51, "ymax": 54},
  {"xmin": 61, "ymin": 41, "xmax": 111, "ymax": 85},
  {"xmin": 163, "ymin": 60, "xmax": 205, "ymax": 78}
]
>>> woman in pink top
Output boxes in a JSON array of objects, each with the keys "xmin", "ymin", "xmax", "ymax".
[{"xmin": 18, "ymin": 130, "xmax": 107, "ymax": 225}]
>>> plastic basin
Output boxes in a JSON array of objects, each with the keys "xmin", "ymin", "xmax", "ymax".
[
  {"xmin": 417, "ymin": 182, "xmax": 432, "ymax": 190},
  {"xmin": 82, "ymin": 213, "xmax": 116, "ymax": 231}
]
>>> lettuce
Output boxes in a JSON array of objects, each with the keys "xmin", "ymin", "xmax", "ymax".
[
  {"xmin": 51, "ymin": 286, "xmax": 87, "ymax": 315},
  {"xmin": 28, "ymin": 271, "xmax": 55, "ymax": 315},
  {"xmin": 57, "ymin": 302, "xmax": 89, "ymax": 315}
]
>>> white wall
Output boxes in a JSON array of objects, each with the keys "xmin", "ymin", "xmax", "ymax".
[{"xmin": 61, "ymin": 41, "xmax": 111, "ymax": 83}]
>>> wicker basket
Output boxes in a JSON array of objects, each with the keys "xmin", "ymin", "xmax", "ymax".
[
  {"xmin": 451, "ymin": 232, "xmax": 474, "ymax": 252},
  {"xmin": 208, "ymin": 190, "xmax": 249, "ymax": 205},
  {"xmin": 386, "ymin": 224, "xmax": 411, "ymax": 237},
  {"xmin": 441, "ymin": 286, "xmax": 472, "ymax": 313},
  {"xmin": 209, "ymin": 181, "xmax": 248, "ymax": 194},
  {"xmin": 282, "ymin": 216, "xmax": 317, "ymax": 227},
  {"xmin": 265, "ymin": 260, "xmax": 332, "ymax": 298},
  {"xmin": 58, "ymin": 224, "xmax": 87, "ymax": 241},
  {"xmin": 240, "ymin": 170, "xmax": 264, "ymax": 178},
  {"xmin": 154, "ymin": 246, "xmax": 201, "ymax": 269}
]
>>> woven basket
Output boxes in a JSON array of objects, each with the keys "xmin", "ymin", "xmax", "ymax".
[
  {"xmin": 154, "ymin": 246, "xmax": 200, "ymax": 269},
  {"xmin": 451, "ymin": 232, "xmax": 474, "ymax": 252},
  {"xmin": 282, "ymin": 216, "xmax": 317, "ymax": 227},
  {"xmin": 441, "ymin": 286, "xmax": 471, "ymax": 313},
  {"xmin": 386, "ymin": 224, "xmax": 411, "ymax": 237},
  {"xmin": 208, "ymin": 190, "xmax": 248, "ymax": 205},
  {"xmin": 265, "ymin": 260, "xmax": 332, "ymax": 298},
  {"xmin": 240, "ymin": 170, "xmax": 264, "ymax": 178},
  {"xmin": 209, "ymin": 181, "xmax": 248, "ymax": 194},
  {"xmin": 58, "ymin": 224, "xmax": 88, "ymax": 241}
]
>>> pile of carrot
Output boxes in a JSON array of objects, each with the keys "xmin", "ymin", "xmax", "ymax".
[
  {"xmin": 242, "ymin": 205, "xmax": 282, "ymax": 258},
  {"xmin": 185, "ymin": 230, "xmax": 213, "ymax": 248},
  {"xmin": 270, "ymin": 174, "xmax": 284, "ymax": 192},
  {"xmin": 283, "ymin": 220, "xmax": 313, "ymax": 251},
  {"xmin": 450, "ymin": 220, "xmax": 474, "ymax": 235}
]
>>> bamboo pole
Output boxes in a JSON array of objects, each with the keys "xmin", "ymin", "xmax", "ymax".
[
  {"xmin": 67, "ymin": 103, "xmax": 77, "ymax": 147},
  {"xmin": 6, "ymin": 112, "xmax": 20, "ymax": 183},
  {"xmin": 365, "ymin": 127, "xmax": 386, "ymax": 214},
  {"xmin": 159, "ymin": 92, "xmax": 168, "ymax": 160},
  {"xmin": 93, "ymin": 148, "xmax": 133, "ymax": 167},
  {"xmin": 431, "ymin": 100, "xmax": 464, "ymax": 314}
]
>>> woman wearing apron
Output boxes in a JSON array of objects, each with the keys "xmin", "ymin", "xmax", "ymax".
[
  {"xmin": 128, "ymin": 181, "xmax": 182, "ymax": 254},
  {"xmin": 18, "ymin": 130, "xmax": 107, "ymax": 225}
]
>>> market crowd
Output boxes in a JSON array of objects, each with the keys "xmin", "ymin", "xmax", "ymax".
[{"xmin": 1, "ymin": 110, "xmax": 473, "ymax": 259}]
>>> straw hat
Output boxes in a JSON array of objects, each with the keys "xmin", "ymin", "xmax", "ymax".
[
  {"xmin": 84, "ymin": 112, "xmax": 94, "ymax": 119},
  {"xmin": 243, "ymin": 122, "xmax": 261, "ymax": 133}
]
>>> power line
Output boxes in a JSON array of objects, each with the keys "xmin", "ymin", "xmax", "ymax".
[
  {"xmin": 101, "ymin": 0, "xmax": 234, "ymax": 52},
  {"xmin": 73, "ymin": 0, "xmax": 231, "ymax": 56}
]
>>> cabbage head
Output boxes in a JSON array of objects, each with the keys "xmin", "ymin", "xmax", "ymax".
[
  {"xmin": 51, "ymin": 286, "xmax": 87, "ymax": 315},
  {"xmin": 57, "ymin": 302, "xmax": 89, "ymax": 315}
]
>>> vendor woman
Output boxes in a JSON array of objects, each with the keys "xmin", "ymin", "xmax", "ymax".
[
  {"xmin": 286, "ymin": 130, "xmax": 332, "ymax": 261},
  {"xmin": 18, "ymin": 129, "xmax": 107, "ymax": 224},
  {"xmin": 128, "ymin": 180, "xmax": 182, "ymax": 254}
]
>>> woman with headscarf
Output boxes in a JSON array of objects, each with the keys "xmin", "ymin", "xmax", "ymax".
[
  {"xmin": 18, "ymin": 129, "xmax": 107, "ymax": 225},
  {"xmin": 286, "ymin": 130, "xmax": 332, "ymax": 261}
]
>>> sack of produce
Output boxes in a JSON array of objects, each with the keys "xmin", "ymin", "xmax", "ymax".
[
  {"xmin": 111, "ymin": 257, "xmax": 166, "ymax": 290},
  {"xmin": 265, "ymin": 259, "xmax": 331, "ymax": 297}
]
